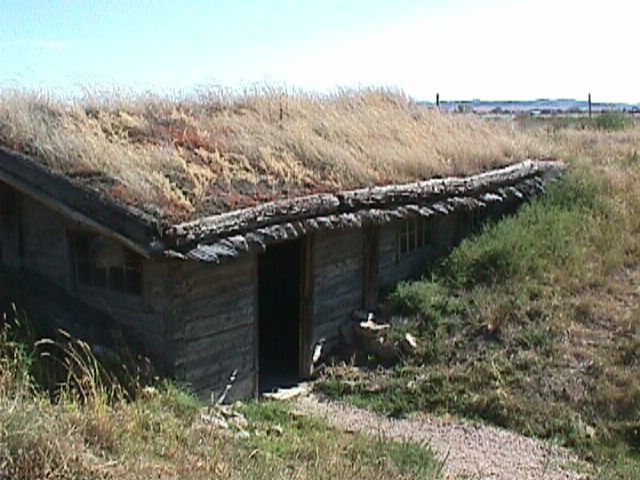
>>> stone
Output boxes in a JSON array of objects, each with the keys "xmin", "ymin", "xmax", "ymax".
[{"xmin": 398, "ymin": 333, "xmax": 418, "ymax": 355}]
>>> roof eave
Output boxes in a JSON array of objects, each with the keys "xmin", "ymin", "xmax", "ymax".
[
  {"xmin": 0, "ymin": 146, "xmax": 161, "ymax": 259},
  {"xmin": 164, "ymin": 159, "xmax": 565, "ymax": 251}
]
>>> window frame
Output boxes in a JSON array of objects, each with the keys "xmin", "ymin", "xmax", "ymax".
[
  {"xmin": 397, "ymin": 216, "xmax": 432, "ymax": 259},
  {"xmin": 68, "ymin": 230, "xmax": 144, "ymax": 298}
]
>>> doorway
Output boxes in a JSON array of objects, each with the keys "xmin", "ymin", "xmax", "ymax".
[{"xmin": 258, "ymin": 239, "xmax": 303, "ymax": 392}]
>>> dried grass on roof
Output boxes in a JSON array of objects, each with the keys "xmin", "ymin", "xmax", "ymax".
[{"xmin": 0, "ymin": 86, "xmax": 549, "ymax": 221}]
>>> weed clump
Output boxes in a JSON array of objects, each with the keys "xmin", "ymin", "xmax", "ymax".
[{"xmin": 440, "ymin": 172, "xmax": 603, "ymax": 289}]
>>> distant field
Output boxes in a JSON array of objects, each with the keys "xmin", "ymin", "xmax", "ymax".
[{"xmin": 430, "ymin": 98, "xmax": 640, "ymax": 115}]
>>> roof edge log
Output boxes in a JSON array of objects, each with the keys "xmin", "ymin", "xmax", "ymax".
[
  {"xmin": 0, "ymin": 147, "xmax": 161, "ymax": 250},
  {"xmin": 0, "ymin": 145, "xmax": 563, "ymax": 261},
  {"xmin": 165, "ymin": 160, "xmax": 564, "ymax": 252}
]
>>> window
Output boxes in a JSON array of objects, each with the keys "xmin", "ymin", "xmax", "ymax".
[
  {"xmin": 71, "ymin": 232, "xmax": 143, "ymax": 295},
  {"xmin": 398, "ymin": 217, "xmax": 431, "ymax": 256}
]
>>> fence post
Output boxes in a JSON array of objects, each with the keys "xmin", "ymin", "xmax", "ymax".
[
  {"xmin": 588, "ymin": 93, "xmax": 592, "ymax": 119},
  {"xmin": 436, "ymin": 93, "xmax": 440, "ymax": 109}
]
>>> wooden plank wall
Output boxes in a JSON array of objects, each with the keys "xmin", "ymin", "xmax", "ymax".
[
  {"xmin": 378, "ymin": 214, "xmax": 467, "ymax": 293},
  {"xmin": 167, "ymin": 254, "xmax": 257, "ymax": 401},
  {"xmin": 20, "ymin": 195, "xmax": 69, "ymax": 287},
  {"xmin": 312, "ymin": 229, "xmax": 364, "ymax": 344},
  {"xmin": 16, "ymin": 192, "xmax": 172, "ymax": 368},
  {"xmin": 434, "ymin": 213, "xmax": 467, "ymax": 252}
]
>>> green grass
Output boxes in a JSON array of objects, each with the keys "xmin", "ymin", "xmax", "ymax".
[
  {"xmin": 589, "ymin": 111, "xmax": 635, "ymax": 131},
  {"xmin": 516, "ymin": 111, "xmax": 635, "ymax": 133},
  {"xmin": 242, "ymin": 401, "xmax": 441, "ymax": 479},
  {"xmin": 318, "ymin": 158, "xmax": 640, "ymax": 476}
]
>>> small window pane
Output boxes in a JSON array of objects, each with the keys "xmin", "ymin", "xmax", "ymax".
[
  {"xmin": 77, "ymin": 260, "xmax": 92, "ymax": 285},
  {"xmin": 408, "ymin": 220, "xmax": 416, "ymax": 236},
  {"xmin": 126, "ymin": 267, "xmax": 143, "ymax": 295},
  {"xmin": 109, "ymin": 267, "xmax": 126, "ymax": 292},
  {"xmin": 70, "ymin": 231, "xmax": 144, "ymax": 296},
  {"xmin": 399, "ymin": 218, "xmax": 433, "ymax": 257},
  {"xmin": 399, "ymin": 233, "xmax": 408, "ymax": 254},
  {"xmin": 92, "ymin": 267, "xmax": 107, "ymax": 288},
  {"xmin": 408, "ymin": 231, "xmax": 416, "ymax": 251}
]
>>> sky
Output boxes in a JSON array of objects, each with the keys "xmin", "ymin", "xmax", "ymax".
[{"xmin": 0, "ymin": 0, "xmax": 638, "ymax": 102}]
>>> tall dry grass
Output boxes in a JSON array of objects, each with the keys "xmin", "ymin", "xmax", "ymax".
[
  {"xmin": 0, "ymin": 87, "xmax": 548, "ymax": 221},
  {"xmin": 0, "ymin": 313, "xmax": 440, "ymax": 480}
]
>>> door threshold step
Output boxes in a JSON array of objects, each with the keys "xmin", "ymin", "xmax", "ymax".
[{"xmin": 262, "ymin": 382, "xmax": 311, "ymax": 401}]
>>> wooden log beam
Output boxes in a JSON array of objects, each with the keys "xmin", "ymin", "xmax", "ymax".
[
  {"xmin": 0, "ymin": 147, "xmax": 159, "ymax": 256},
  {"xmin": 176, "ymin": 169, "xmax": 557, "ymax": 263},
  {"xmin": 168, "ymin": 193, "xmax": 340, "ymax": 245},
  {"xmin": 165, "ymin": 160, "xmax": 563, "ymax": 248}
]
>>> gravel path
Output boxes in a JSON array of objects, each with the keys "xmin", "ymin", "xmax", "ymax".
[{"xmin": 295, "ymin": 393, "xmax": 591, "ymax": 480}]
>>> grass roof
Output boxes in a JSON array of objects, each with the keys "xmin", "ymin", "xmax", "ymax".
[{"xmin": 0, "ymin": 87, "xmax": 549, "ymax": 222}]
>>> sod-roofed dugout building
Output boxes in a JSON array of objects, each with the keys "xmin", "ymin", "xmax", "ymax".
[{"xmin": 0, "ymin": 90, "xmax": 562, "ymax": 399}]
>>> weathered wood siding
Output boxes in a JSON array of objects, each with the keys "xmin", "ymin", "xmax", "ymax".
[
  {"xmin": 13, "ymin": 191, "xmax": 172, "ymax": 368},
  {"xmin": 433, "ymin": 213, "xmax": 467, "ymax": 253},
  {"xmin": 378, "ymin": 213, "xmax": 471, "ymax": 293},
  {"xmin": 19, "ymin": 194, "xmax": 69, "ymax": 287},
  {"xmin": 312, "ymin": 229, "xmax": 364, "ymax": 343},
  {"xmin": 166, "ymin": 254, "xmax": 257, "ymax": 401}
]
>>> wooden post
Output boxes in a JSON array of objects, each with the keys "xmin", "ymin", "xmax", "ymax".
[
  {"xmin": 588, "ymin": 93, "xmax": 592, "ymax": 119},
  {"xmin": 362, "ymin": 226, "xmax": 380, "ymax": 311},
  {"xmin": 253, "ymin": 258, "xmax": 260, "ymax": 397},
  {"xmin": 298, "ymin": 234, "xmax": 315, "ymax": 378},
  {"xmin": 436, "ymin": 93, "xmax": 440, "ymax": 109}
]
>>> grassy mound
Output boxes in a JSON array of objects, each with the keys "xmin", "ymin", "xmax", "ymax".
[
  {"xmin": 0, "ymin": 87, "xmax": 547, "ymax": 220},
  {"xmin": 319, "ymin": 119, "xmax": 640, "ymax": 477}
]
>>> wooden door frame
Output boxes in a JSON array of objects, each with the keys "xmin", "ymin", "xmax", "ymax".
[
  {"xmin": 362, "ymin": 226, "xmax": 381, "ymax": 311},
  {"xmin": 298, "ymin": 234, "xmax": 315, "ymax": 378}
]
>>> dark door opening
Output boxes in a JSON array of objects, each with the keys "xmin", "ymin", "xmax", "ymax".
[{"xmin": 258, "ymin": 239, "xmax": 302, "ymax": 392}]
